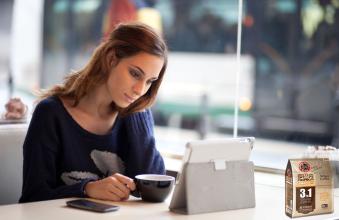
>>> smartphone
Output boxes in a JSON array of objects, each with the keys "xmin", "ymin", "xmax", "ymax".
[{"xmin": 66, "ymin": 199, "xmax": 120, "ymax": 213}]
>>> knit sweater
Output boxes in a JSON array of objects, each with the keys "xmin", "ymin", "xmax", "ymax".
[{"xmin": 19, "ymin": 96, "xmax": 165, "ymax": 203}]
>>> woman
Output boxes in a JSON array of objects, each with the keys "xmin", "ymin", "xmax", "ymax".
[{"xmin": 19, "ymin": 22, "xmax": 167, "ymax": 203}]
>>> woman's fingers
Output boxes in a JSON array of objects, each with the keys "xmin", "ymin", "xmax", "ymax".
[
  {"xmin": 85, "ymin": 174, "xmax": 135, "ymax": 201},
  {"xmin": 104, "ymin": 191, "xmax": 120, "ymax": 201},
  {"xmin": 108, "ymin": 184, "xmax": 128, "ymax": 199},
  {"xmin": 113, "ymin": 173, "xmax": 136, "ymax": 191},
  {"xmin": 109, "ymin": 176, "xmax": 130, "ymax": 196}
]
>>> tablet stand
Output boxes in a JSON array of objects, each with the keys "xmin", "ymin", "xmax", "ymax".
[{"xmin": 169, "ymin": 160, "xmax": 255, "ymax": 215}]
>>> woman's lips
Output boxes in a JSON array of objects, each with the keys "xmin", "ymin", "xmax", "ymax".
[{"xmin": 124, "ymin": 93, "xmax": 136, "ymax": 103}]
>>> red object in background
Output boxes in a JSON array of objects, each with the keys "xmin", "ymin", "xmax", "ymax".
[
  {"xmin": 103, "ymin": 0, "xmax": 137, "ymax": 39},
  {"xmin": 243, "ymin": 15, "xmax": 254, "ymax": 28}
]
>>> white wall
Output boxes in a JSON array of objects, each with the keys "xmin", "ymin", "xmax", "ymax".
[{"xmin": 10, "ymin": 0, "xmax": 43, "ymax": 92}]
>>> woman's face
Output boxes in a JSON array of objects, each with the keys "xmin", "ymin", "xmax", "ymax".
[{"xmin": 106, "ymin": 52, "xmax": 164, "ymax": 108}]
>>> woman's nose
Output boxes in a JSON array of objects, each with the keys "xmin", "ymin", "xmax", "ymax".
[{"xmin": 133, "ymin": 81, "xmax": 145, "ymax": 96}]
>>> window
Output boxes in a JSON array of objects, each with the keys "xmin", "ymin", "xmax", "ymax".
[
  {"xmin": 0, "ymin": 0, "xmax": 14, "ymax": 105},
  {"xmin": 6, "ymin": 0, "xmax": 339, "ymax": 171}
]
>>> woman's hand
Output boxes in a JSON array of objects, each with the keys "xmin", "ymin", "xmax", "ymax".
[
  {"xmin": 4, "ymin": 98, "xmax": 28, "ymax": 119},
  {"xmin": 84, "ymin": 173, "xmax": 136, "ymax": 201}
]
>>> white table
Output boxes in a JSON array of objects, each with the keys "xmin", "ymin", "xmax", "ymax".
[{"xmin": 0, "ymin": 180, "xmax": 338, "ymax": 220}]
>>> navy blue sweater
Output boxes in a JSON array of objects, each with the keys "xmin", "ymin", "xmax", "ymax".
[{"xmin": 19, "ymin": 96, "xmax": 165, "ymax": 203}]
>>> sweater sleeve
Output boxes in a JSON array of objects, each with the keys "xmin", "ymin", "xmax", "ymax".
[
  {"xmin": 123, "ymin": 109, "xmax": 165, "ymax": 178},
  {"xmin": 19, "ymin": 99, "xmax": 93, "ymax": 203}
]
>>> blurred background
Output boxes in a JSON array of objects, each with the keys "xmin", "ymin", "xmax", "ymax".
[{"xmin": 1, "ymin": 0, "xmax": 339, "ymax": 171}]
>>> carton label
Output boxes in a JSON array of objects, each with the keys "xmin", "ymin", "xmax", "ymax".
[
  {"xmin": 285, "ymin": 158, "xmax": 333, "ymax": 218},
  {"xmin": 296, "ymin": 186, "xmax": 315, "ymax": 214}
]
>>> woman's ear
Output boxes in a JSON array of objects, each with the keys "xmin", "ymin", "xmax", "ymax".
[{"xmin": 104, "ymin": 48, "xmax": 118, "ymax": 70}]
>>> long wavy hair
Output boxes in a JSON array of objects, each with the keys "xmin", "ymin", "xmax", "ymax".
[{"xmin": 40, "ymin": 22, "xmax": 168, "ymax": 116}]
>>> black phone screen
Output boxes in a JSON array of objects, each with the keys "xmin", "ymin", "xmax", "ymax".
[{"xmin": 66, "ymin": 199, "xmax": 120, "ymax": 213}]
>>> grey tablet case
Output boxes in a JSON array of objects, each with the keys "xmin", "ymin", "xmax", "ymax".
[
  {"xmin": 169, "ymin": 138, "xmax": 256, "ymax": 215},
  {"xmin": 169, "ymin": 160, "xmax": 255, "ymax": 214}
]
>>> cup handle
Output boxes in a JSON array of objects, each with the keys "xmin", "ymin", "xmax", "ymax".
[
  {"xmin": 130, "ymin": 179, "xmax": 140, "ymax": 198},
  {"xmin": 131, "ymin": 190, "xmax": 140, "ymax": 198}
]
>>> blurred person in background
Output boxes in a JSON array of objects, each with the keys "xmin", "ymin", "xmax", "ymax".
[{"xmin": 19, "ymin": 22, "xmax": 168, "ymax": 203}]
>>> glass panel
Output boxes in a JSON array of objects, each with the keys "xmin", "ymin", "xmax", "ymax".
[
  {"xmin": 42, "ymin": 0, "xmax": 106, "ymax": 87},
  {"xmin": 244, "ymin": 0, "xmax": 338, "ymax": 143},
  {"xmin": 153, "ymin": 0, "xmax": 253, "ymax": 157},
  {"xmin": 12, "ymin": 0, "xmax": 338, "ymax": 170},
  {"xmin": 0, "ymin": 0, "xmax": 14, "ymax": 104},
  {"xmin": 41, "ymin": 0, "xmax": 246, "ymax": 138}
]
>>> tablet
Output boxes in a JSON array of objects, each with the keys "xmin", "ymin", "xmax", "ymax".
[
  {"xmin": 184, "ymin": 137, "xmax": 254, "ymax": 164},
  {"xmin": 169, "ymin": 137, "xmax": 255, "ymax": 213},
  {"xmin": 176, "ymin": 137, "xmax": 254, "ymax": 182}
]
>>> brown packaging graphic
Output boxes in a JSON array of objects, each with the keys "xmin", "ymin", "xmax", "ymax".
[{"xmin": 285, "ymin": 158, "xmax": 333, "ymax": 218}]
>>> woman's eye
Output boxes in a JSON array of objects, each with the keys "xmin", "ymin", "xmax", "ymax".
[
  {"xmin": 147, "ymin": 80, "xmax": 155, "ymax": 85},
  {"xmin": 130, "ymin": 69, "xmax": 140, "ymax": 79}
]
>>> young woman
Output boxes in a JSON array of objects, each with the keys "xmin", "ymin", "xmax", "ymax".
[{"xmin": 19, "ymin": 22, "xmax": 168, "ymax": 203}]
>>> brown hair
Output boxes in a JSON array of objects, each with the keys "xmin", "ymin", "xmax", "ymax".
[{"xmin": 40, "ymin": 22, "xmax": 167, "ymax": 116}]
